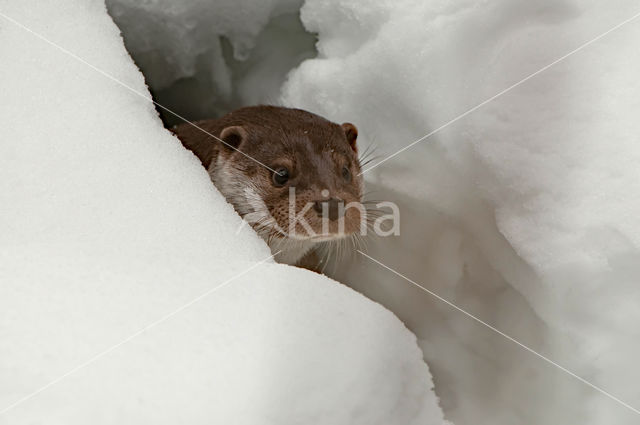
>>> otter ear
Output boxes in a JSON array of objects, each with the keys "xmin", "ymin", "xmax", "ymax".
[
  {"xmin": 341, "ymin": 123, "xmax": 358, "ymax": 153},
  {"xmin": 219, "ymin": 126, "xmax": 247, "ymax": 151}
]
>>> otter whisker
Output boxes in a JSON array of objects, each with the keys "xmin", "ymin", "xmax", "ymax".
[{"xmin": 173, "ymin": 105, "xmax": 370, "ymax": 271}]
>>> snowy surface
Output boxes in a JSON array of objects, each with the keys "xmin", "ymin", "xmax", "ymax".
[
  {"xmin": 0, "ymin": 1, "xmax": 446, "ymax": 424},
  {"xmin": 4, "ymin": 0, "xmax": 640, "ymax": 424},
  {"xmin": 281, "ymin": 0, "xmax": 640, "ymax": 424}
]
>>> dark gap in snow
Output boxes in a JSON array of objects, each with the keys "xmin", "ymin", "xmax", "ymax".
[{"xmin": 106, "ymin": 2, "xmax": 317, "ymax": 127}]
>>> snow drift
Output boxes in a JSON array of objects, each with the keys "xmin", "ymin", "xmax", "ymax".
[
  {"xmin": 4, "ymin": 0, "xmax": 640, "ymax": 424},
  {"xmin": 0, "ymin": 1, "xmax": 446, "ymax": 424},
  {"xmin": 106, "ymin": 0, "xmax": 640, "ymax": 423},
  {"xmin": 282, "ymin": 0, "xmax": 640, "ymax": 424}
]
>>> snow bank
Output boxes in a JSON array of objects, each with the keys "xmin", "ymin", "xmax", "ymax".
[
  {"xmin": 0, "ymin": 1, "xmax": 445, "ymax": 424},
  {"xmin": 281, "ymin": 0, "xmax": 640, "ymax": 423},
  {"xmin": 10, "ymin": 0, "xmax": 638, "ymax": 423}
]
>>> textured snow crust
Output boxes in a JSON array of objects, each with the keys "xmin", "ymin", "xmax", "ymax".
[{"xmin": 281, "ymin": 0, "xmax": 640, "ymax": 424}]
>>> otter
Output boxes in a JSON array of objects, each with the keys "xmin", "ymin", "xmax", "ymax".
[{"xmin": 172, "ymin": 105, "xmax": 364, "ymax": 268}]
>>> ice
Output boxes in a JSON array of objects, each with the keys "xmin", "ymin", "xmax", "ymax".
[
  {"xmin": 281, "ymin": 0, "xmax": 640, "ymax": 423},
  {"xmin": 106, "ymin": 0, "xmax": 316, "ymax": 125},
  {"xmin": 0, "ymin": 1, "xmax": 445, "ymax": 424}
]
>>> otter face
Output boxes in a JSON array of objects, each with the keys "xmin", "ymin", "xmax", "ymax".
[{"xmin": 209, "ymin": 107, "xmax": 364, "ymax": 245}]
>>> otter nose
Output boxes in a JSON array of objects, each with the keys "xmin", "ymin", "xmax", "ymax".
[{"xmin": 313, "ymin": 198, "xmax": 344, "ymax": 221}]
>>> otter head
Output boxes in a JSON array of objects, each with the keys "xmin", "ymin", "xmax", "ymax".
[{"xmin": 208, "ymin": 106, "xmax": 364, "ymax": 249}]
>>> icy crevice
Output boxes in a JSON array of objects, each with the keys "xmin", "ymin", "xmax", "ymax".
[{"xmin": 106, "ymin": 0, "xmax": 317, "ymax": 125}]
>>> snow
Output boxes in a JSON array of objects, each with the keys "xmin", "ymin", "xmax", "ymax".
[
  {"xmin": 106, "ymin": 0, "xmax": 316, "ymax": 125},
  {"xmin": 4, "ymin": 0, "xmax": 640, "ymax": 423},
  {"xmin": 281, "ymin": 0, "xmax": 640, "ymax": 423},
  {"xmin": 0, "ymin": 1, "xmax": 445, "ymax": 424}
]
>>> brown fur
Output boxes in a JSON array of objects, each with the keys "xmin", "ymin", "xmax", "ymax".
[{"xmin": 171, "ymin": 105, "xmax": 363, "ymax": 268}]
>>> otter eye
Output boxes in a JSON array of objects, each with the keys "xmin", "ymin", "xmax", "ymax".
[
  {"xmin": 272, "ymin": 167, "xmax": 290, "ymax": 186},
  {"xmin": 342, "ymin": 166, "xmax": 351, "ymax": 182}
]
